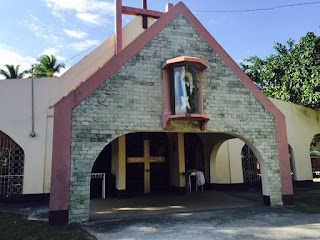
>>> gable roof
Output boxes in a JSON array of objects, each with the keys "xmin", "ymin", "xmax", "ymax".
[
  {"xmin": 50, "ymin": 2, "xmax": 291, "ymax": 213},
  {"xmin": 56, "ymin": 2, "xmax": 283, "ymax": 118}
]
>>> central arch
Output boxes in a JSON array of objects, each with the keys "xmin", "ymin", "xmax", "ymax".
[{"xmin": 87, "ymin": 131, "xmax": 275, "ymax": 221}]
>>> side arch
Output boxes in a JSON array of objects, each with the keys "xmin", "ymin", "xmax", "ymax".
[
  {"xmin": 209, "ymin": 134, "xmax": 270, "ymax": 199},
  {"xmin": 0, "ymin": 130, "xmax": 25, "ymax": 196}
]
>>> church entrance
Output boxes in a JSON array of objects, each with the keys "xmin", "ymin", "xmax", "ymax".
[
  {"xmin": 89, "ymin": 132, "xmax": 170, "ymax": 199},
  {"xmin": 89, "ymin": 132, "xmax": 270, "ymax": 222},
  {"xmin": 126, "ymin": 133, "xmax": 169, "ymax": 194}
]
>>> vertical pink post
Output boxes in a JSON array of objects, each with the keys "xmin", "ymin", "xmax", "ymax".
[{"xmin": 115, "ymin": 0, "xmax": 122, "ymax": 54}]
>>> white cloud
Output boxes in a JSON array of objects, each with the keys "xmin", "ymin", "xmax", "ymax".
[
  {"xmin": 42, "ymin": 0, "xmax": 114, "ymax": 25},
  {"xmin": 63, "ymin": 29, "xmax": 88, "ymax": 39},
  {"xmin": 70, "ymin": 39, "xmax": 100, "ymax": 51},
  {"xmin": 41, "ymin": 47, "xmax": 58, "ymax": 56},
  {"xmin": 76, "ymin": 13, "xmax": 106, "ymax": 26},
  {"xmin": 23, "ymin": 15, "xmax": 60, "ymax": 44},
  {"xmin": 40, "ymin": 47, "xmax": 66, "ymax": 61},
  {"xmin": 0, "ymin": 44, "xmax": 36, "ymax": 79}
]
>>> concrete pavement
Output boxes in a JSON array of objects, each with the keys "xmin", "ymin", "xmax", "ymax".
[
  {"xmin": 83, "ymin": 205, "xmax": 320, "ymax": 240},
  {"xmin": 1, "ymin": 189, "xmax": 320, "ymax": 239}
]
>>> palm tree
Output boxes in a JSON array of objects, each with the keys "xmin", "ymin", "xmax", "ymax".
[
  {"xmin": 0, "ymin": 64, "xmax": 27, "ymax": 79},
  {"xmin": 34, "ymin": 55, "xmax": 65, "ymax": 77}
]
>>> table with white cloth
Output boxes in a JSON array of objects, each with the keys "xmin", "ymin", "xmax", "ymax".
[{"xmin": 185, "ymin": 169, "xmax": 205, "ymax": 193}]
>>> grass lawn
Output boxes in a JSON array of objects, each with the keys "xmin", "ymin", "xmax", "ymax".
[
  {"xmin": 289, "ymin": 188, "xmax": 320, "ymax": 214},
  {"xmin": 0, "ymin": 212, "xmax": 96, "ymax": 240}
]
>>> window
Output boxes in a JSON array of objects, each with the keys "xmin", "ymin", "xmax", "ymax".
[{"xmin": 162, "ymin": 56, "xmax": 210, "ymax": 130}]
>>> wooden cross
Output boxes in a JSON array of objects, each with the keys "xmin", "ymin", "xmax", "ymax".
[
  {"xmin": 127, "ymin": 140, "xmax": 165, "ymax": 193},
  {"xmin": 115, "ymin": 0, "xmax": 174, "ymax": 54},
  {"xmin": 142, "ymin": 0, "xmax": 148, "ymax": 29}
]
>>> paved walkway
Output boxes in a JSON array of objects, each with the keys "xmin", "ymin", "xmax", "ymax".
[
  {"xmin": 1, "ymin": 189, "xmax": 320, "ymax": 239},
  {"xmin": 83, "ymin": 190, "xmax": 320, "ymax": 240},
  {"xmin": 83, "ymin": 205, "xmax": 320, "ymax": 240},
  {"xmin": 89, "ymin": 190, "xmax": 262, "ymax": 221}
]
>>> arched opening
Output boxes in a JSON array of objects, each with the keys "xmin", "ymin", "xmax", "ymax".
[
  {"xmin": 89, "ymin": 132, "xmax": 171, "ymax": 199},
  {"xmin": 85, "ymin": 131, "xmax": 280, "ymax": 222},
  {"xmin": 209, "ymin": 136, "xmax": 272, "ymax": 205},
  {"xmin": 241, "ymin": 144, "xmax": 261, "ymax": 187},
  {"xmin": 310, "ymin": 134, "xmax": 320, "ymax": 182},
  {"xmin": 0, "ymin": 131, "xmax": 24, "ymax": 197},
  {"xmin": 90, "ymin": 143, "xmax": 115, "ymax": 199}
]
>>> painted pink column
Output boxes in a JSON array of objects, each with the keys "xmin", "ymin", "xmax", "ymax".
[
  {"xmin": 115, "ymin": 0, "xmax": 122, "ymax": 54},
  {"xmin": 49, "ymin": 101, "xmax": 72, "ymax": 225},
  {"xmin": 275, "ymin": 116, "xmax": 294, "ymax": 204}
]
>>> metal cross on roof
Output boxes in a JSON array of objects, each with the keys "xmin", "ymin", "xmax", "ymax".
[{"xmin": 115, "ymin": 0, "xmax": 173, "ymax": 54}]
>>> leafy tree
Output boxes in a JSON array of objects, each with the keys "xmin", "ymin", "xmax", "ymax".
[
  {"xmin": 0, "ymin": 64, "xmax": 27, "ymax": 79},
  {"xmin": 33, "ymin": 55, "xmax": 65, "ymax": 77},
  {"xmin": 241, "ymin": 32, "xmax": 320, "ymax": 109},
  {"xmin": 311, "ymin": 134, "xmax": 320, "ymax": 147}
]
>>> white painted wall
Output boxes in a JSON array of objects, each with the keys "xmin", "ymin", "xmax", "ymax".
[
  {"xmin": 270, "ymin": 98, "xmax": 320, "ymax": 181},
  {"xmin": 214, "ymin": 139, "xmax": 244, "ymax": 184},
  {"xmin": 0, "ymin": 16, "xmax": 154, "ymax": 194},
  {"xmin": 214, "ymin": 99, "xmax": 320, "ymax": 184},
  {"xmin": 0, "ymin": 78, "xmax": 60, "ymax": 194}
]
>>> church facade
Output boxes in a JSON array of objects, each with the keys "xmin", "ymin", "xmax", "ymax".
[
  {"xmin": 1, "ymin": 1, "xmax": 319, "ymax": 227},
  {"xmin": 49, "ymin": 2, "xmax": 293, "ymax": 225}
]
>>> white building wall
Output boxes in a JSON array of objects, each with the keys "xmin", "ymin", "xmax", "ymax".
[
  {"xmin": 270, "ymin": 98, "xmax": 320, "ymax": 181},
  {"xmin": 214, "ymin": 99, "xmax": 320, "ymax": 184},
  {"xmin": 0, "ymin": 16, "xmax": 154, "ymax": 194},
  {"xmin": 215, "ymin": 139, "xmax": 244, "ymax": 184}
]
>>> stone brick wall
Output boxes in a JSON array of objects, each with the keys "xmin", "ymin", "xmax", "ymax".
[{"xmin": 70, "ymin": 15, "xmax": 281, "ymax": 222}]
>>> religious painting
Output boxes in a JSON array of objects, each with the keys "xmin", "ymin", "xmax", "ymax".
[{"xmin": 173, "ymin": 64, "xmax": 200, "ymax": 114}]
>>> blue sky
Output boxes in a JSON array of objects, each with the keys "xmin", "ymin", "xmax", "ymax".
[{"xmin": 0, "ymin": 0, "xmax": 319, "ymax": 78}]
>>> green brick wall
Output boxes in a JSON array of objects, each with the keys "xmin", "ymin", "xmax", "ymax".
[{"xmin": 69, "ymin": 15, "xmax": 281, "ymax": 223}]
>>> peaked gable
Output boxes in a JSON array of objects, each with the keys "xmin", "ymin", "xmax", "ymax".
[{"xmin": 50, "ymin": 2, "xmax": 291, "ymax": 218}]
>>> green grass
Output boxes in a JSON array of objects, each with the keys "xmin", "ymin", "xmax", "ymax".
[
  {"xmin": 288, "ymin": 189, "xmax": 320, "ymax": 214},
  {"xmin": 0, "ymin": 212, "xmax": 96, "ymax": 240}
]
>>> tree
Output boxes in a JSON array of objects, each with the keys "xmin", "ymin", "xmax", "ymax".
[
  {"xmin": 0, "ymin": 64, "xmax": 27, "ymax": 79},
  {"xmin": 33, "ymin": 55, "xmax": 65, "ymax": 77},
  {"xmin": 240, "ymin": 32, "xmax": 320, "ymax": 109}
]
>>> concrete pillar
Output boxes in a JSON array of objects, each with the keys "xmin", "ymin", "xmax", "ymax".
[
  {"xmin": 113, "ymin": 135, "xmax": 126, "ymax": 190},
  {"xmin": 178, "ymin": 133, "xmax": 186, "ymax": 187},
  {"xmin": 291, "ymin": 141, "xmax": 313, "ymax": 181},
  {"xmin": 43, "ymin": 114, "xmax": 54, "ymax": 193},
  {"xmin": 111, "ymin": 140, "xmax": 117, "ymax": 176},
  {"xmin": 216, "ymin": 141, "xmax": 231, "ymax": 183},
  {"xmin": 228, "ymin": 139, "xmax": 244, "ymax": 184}
]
